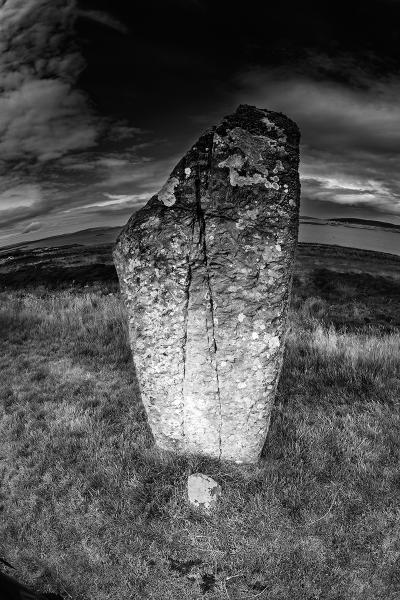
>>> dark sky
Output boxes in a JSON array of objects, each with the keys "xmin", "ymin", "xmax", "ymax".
[{"xmin": 1, "ymin": 0, "xmax": 400, "ymax": 244}]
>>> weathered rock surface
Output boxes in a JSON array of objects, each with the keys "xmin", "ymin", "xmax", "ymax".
[
  {"xmin": 113, "ymin": 104, "xmax": 300, "ymax": 463},
  {"xmin": 187, "ymin": 473, "xmax": 221, "ymax": 512}
]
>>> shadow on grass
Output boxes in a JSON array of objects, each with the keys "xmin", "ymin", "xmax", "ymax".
[
  {"xmin": 0, "ymin": 264, "xmax": 118, "ymax": 291},
  {"xmin": 0, "ymin": 566, "xmax": 65, "ymax": 600}
]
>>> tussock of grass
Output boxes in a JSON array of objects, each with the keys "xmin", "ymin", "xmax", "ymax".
[{"xmin": 1, "ymin": 286, "xmax": 400, "ymax": 599}]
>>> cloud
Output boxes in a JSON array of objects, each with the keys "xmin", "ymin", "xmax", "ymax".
[
  {"xmin": 301, "ymin": 176, "xmax": 396, "ymax": 215},
  {"xmin": 77, "ymin": 9, "xmax": 129, "ymax": 34},
  {"xmin": 237, "ymin": 70, "xmax": 400, "ymax": 153},
  {"xmin": 0, "ymin": 143, "xmax": 172, "ymax": 232},
  {"xmin": 0, "ymin": 0, "xmax": 99, "ymax": 163},
  {"xmin": 0, "ymin": 79, "xmax": 98, "ymax": 161},
  {"xmin": 0, "ymin": 1, "xmax": 142, "ymax": 237},
  {"xmin": 21, "ymin": 220, "xmax": 42, "ymax": 234},
  {"xmin": 104, "ymin": 124, "xmax": 146, "ymax": 142},
  {"xmin": 0, "ymin": 181, "xmax": 52, "ymax": 228},
  {"xmin": 96, "ymin": 157, "xmax": 132, "ymax": 169},
  {"xmin": 236, "ymin": 69, "xmax": 400, "ymax": 217},
  {"xmin": 63, "ymin": 192, "xmax": 150, "ymax": 213},
  {"xmin": 103, "ymin": 193, "xmax": 149, "ymax": 203},
  {"xmin": 0, "ymin": 183, "xmax": 42, "ymax": 210},
  {"xmin": 0, "ymin": 1, "xmax": 153, "ymax": 238},
  {"xmin": 0, "ymin": 148, "xmax": 168, "ymax": 231},
  {"xmin": 95, "ymin": 155, "xmax": 178, "ymax": 192}
]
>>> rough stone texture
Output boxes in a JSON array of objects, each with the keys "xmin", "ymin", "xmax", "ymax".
[
  {"xmin": 187, "ymin": 473, "xmax": 221, "ymax": 512},
  {"xmin": 113, "ymin": 104, "xmax": 300, "ymax": 463}
]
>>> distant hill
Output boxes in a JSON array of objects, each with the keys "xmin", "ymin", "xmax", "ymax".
[
  {"xmin": 1, "ymin": 216, "xmax": 400, "ymax": 255},
  {"xmin": 0, "ymin": 226, "xmax": 122, "ymax": 253},
  {"xmin": 301, "ymin": 216, "xmax": 400, "ymax": 230},
  {"xmin": 329, "ymin": 217, "xmax": 400, "ymax": 230}
]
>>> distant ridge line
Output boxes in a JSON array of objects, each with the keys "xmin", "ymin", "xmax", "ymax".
[
  {"xmin": 1, "ymin": 218, "xmax": 400, "ymax": 253},
  {"xmin": 0, "ymin": 226, "xmax": 123, "ymax": 251},
  {"xmin": 329, "ymin": 217, "xmax": 400, "ymax": 230},
  {"xmin": 301, "ymin": 216, "xmax": 400, "ymax": 230}
]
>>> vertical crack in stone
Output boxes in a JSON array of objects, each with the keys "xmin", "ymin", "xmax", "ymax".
[
  {"xmin": 181, "ymin": 261, "xmax": 191, "ymax": 445},
  {"xmin": 194, "ymin": 156, "xmax": 222, "ymax": 459},
  {"xmin": 182, "ymin": 207, "xmax": 197, "ymax": 446},
  {"xmin": 181, "ymin": 186, "xmax": 196, "ymax": 449}
]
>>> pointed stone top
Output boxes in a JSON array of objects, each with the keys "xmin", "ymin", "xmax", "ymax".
[
  {"xmin": 215, "ymin": 103, "xmax": 300, "ymax": 141},
  {"xmin": 114, "ymin": 103, "xmax": 300, "ymax": 246}
]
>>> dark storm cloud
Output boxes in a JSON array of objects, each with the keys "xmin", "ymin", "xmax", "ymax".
[
  {"xmin": 0, "ymin": 0, "xmax": 100, "ymax": 163},
  {"xmin": 0, "ymin": 0, "xmax": 147, "ymax": 241}
]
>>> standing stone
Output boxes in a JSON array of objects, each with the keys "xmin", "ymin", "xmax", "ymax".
[{"xmin": 113, "ymin": 104, "xmax": 300, "ymax": 463}]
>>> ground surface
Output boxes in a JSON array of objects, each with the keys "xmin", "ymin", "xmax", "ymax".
[{"xmin": 0, "ymin": 242, "xmax": 399, "ymax": 599}]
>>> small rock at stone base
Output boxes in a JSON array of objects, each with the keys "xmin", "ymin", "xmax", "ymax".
[{"xmin": 187, "ymin": 473, "xmax": 221, "ymax": 512}]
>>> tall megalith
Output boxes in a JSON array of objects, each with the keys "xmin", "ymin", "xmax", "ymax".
[{"xmin": 113, "ymin": 104, "xmax": 300, "ymax": 463}]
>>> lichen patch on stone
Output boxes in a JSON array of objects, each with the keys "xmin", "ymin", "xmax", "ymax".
[
  {"xmin": 262, "ymin": 116, "xmax": 285, "ymax": 138},
  {"xmin": 273, "ymin": 160, "xmax": 284, "ymax": 173},
  {"xmin": 158, "ymin": 176, "xmax": 179, "ymax": 206},
  {"xmin": 262, "ymin": 116, "xmax": 275, "ymax": 130},
  {"xmin": 267, "ymin": 335, "xmax": 280, "ymax": 349},
  {"xmin": 216, "ymin": 126, "xmax": 286, "ymax": 188}
]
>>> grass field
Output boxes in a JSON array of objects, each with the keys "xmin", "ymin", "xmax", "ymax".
[{"xmin": 1, "ymin": 244, "xmax": 400, "ymax": 599}]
